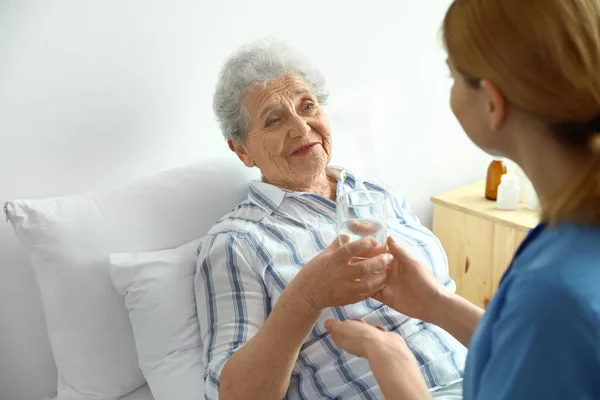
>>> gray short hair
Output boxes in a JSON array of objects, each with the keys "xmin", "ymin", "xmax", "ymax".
[{"xmin": 213, "ymin": 38, "xmax": 329, "ymax": 143}]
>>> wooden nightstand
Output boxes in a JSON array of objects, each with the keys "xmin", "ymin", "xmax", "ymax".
[{"xmin": 431, "ymin": 181, "xmax": 540, "ymax": 308}]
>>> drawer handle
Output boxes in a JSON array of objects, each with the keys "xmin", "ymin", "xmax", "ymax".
[{"xmin": 464, "ymin": 257, "xmax": 471, "ymax": 274}]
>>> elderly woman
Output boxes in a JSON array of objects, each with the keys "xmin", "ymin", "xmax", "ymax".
[{"xmin": 196, "ymin": 38, "xmax": 465, "ymax": 400}]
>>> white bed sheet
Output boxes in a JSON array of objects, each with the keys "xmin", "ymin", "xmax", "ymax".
[{"xmin": 119, "ymin": 384, "xmax": 155, "ymax": 400}]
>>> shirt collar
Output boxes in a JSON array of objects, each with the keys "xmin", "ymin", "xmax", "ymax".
[
  {"xmin": 248, "ymin": 166, "xmax": 358, "ymax": 215},
  {"xmin": 333, "ymin": 168, "xmax": 357, "ymax": 200},
  {"xmin": 248, "ymin": 181, "xmax": 286, "ymax": 215}
]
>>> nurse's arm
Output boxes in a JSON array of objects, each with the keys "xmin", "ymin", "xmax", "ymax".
[
  {"xmin": 326, "ymin": 319, "xmax": 432, "ymax": 400},
  {"xmin": 366, "ymin": 340, "xmax": 432, "ymax": 400},
  {"xmin": 430, "ymin": 291, "xmax": 484, "ymax": 347}
]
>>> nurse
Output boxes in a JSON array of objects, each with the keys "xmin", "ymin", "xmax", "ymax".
[{"xmin": 325, "ymin": 0, "xmax": 600, "ymax": 398}]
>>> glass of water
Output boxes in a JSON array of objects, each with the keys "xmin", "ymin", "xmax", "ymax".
[{"xmin": 337, "ymin": 190, "xmax": 388, "ymax": 247}]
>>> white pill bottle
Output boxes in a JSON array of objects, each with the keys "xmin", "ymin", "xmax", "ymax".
[{"xmin": 497, "ymin": 174, "xmax": 521, "ymax": 210}]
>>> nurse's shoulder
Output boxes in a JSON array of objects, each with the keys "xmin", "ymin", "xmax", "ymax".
[
  {"xmin": 481, "ymin": 223, "xmax": 600, "ymax": 399},
  {"xmin": 512, "ymin": 223, "xmax": 600, "ymax": 314}
]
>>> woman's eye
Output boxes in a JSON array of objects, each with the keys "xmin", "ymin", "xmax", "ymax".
[
  {"xmin": 266, "ymin": 118, "xmax": 280, "ymax": 126},
  {"xmin": 303, "ymin": 103, "xmax": 315, "ymax": 111}
]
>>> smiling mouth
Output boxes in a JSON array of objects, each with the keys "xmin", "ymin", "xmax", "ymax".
[{"xmin": 290, "ymin": 143, "xmax": 319, "ymax": 156}]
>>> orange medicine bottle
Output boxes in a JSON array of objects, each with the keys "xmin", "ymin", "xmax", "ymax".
[{"xmin": 485, "ymin": 157, "xmax": 507, "ymax": 200}]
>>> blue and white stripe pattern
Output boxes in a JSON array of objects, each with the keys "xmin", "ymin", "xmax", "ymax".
[{"xmin": 196, "ymin": 168, "xmax": 466, "ymax": 399}]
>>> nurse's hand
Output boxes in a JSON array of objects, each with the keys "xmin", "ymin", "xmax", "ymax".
[
  {"xmin": 372, "ymin": 236, "xmax": 448, "ymax": 323},
  {"xmin": 325, "ymin": 319, "xmax": 392, "ymax": 358},
  {"xmin": 325, "ymin": 319, "xmax": 430, "ymax": 400}
]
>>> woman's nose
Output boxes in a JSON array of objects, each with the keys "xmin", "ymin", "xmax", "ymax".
[{"xmin": 288, "ymin": 114, "xmax": 311, "ymax": 138}]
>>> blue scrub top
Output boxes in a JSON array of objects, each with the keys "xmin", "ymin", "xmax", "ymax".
[{"xmin": 463, "ymin": 222, "xmax": 600, "ymax": 399}]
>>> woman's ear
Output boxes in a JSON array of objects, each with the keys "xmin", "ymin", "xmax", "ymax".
[
  {"xmin": 227, "ymin": 139, "xmax": 255, "ymax": 168},
  {"xmin": 480, "ymin": 79, "xmax": 508, "ymax": 132}
]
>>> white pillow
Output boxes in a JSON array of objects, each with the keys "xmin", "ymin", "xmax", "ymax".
[
  {"xmin": 118, "ymin": 384, "xmax": 154, "ymax": 400},
  {"xmin": 5, "ymin": 158, "xmax": 254, "ymax": 400},
  {"xmin": 110, "ymin": 239, "xmax": 204, "ymax": 400}
]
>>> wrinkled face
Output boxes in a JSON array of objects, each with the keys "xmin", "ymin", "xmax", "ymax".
[
  {"xmin": 229, "ymin": 75, "xmax": 332, "ymax": 187},
  {"xmin": 449, "ymin": 62, "xmax": 506, "ymax": 156}
]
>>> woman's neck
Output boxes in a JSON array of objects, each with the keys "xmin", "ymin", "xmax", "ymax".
[
  {"xmin": 509, "ymin": 125, "xmax": 595, "ymax": 203},
  {"xmin": 263, "ymin": 170, "xmax": 337, "ymax": 200}
]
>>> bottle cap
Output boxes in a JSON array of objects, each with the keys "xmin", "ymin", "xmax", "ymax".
[
  {"xmin": 492, "ymin": 156, "xmax": 504, "ymax": 161},
  {"xmin": 501, "ymin": 174, "xmax": 519, "ymax": 186}
]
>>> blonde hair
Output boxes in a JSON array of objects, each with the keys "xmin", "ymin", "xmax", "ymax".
[{"xmin": 443, "ymin": 0, "xmax": 600, "ymax": 224}]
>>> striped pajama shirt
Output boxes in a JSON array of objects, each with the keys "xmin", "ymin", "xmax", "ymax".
[{"xmin": 196, "ymin": 168, "xmax": 466, "ymax": 399}]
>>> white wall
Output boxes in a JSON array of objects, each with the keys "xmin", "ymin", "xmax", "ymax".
[{"xmin": 0, "ymin": 1, "xmax": 489, "ymax": 399}]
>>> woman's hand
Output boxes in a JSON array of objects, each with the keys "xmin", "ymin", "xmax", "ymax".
[
  {"xmin": 372, "ymin": 236, "xmax": 448, "ymax": 323},
  {"xmin": 291, "ymin": 237, "xmax": 393, "ymax": 313}
]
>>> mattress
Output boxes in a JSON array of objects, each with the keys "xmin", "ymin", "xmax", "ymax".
[{"xmin": 119, "ymin": 385, "xmax": 155, "ymax": 400}]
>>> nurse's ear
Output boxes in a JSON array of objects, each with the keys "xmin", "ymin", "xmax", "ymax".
[
  {"xmin": 480, "ymin": 79, "xmax": 509, "ymax": 132},
  {"xmin": 228, "ymin": 139, "xmax": 256, "ymax": 168}
]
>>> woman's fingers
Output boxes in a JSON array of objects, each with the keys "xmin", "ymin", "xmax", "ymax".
[
  {"xmin": 349, "ymin": 220, "xmax": 380, "ymax": 236},
  {"xmin": 339, "ymin": 234, "xmax": 351, "ymax": 246},
  {"xmin": 345, "ymin": 253, "xmax": 393, "ymax": 294},
  {"xmin": 348, "ymin": 253, "xmax": 393, "ymax": 279},
  {"xmin": 352, "ymin": 268, "xmax": 390, "ymax": 294},
  {"xmin": 371, "ymin": 284, "xmax": 393, "ymax": 303},
  {"xmin": 357, "ymin": 242, "xmax": 388, "ymax": 259},
  {"xmin": 333, "ymin": 237, "xmax": 379, "ymax": 262},
  {"xmin": 327, "ymin": 236, "xmax": 344, "ymax": 253}
]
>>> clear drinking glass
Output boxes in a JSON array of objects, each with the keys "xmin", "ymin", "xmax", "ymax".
[{"xmin": 337, "ymin": 190, "xmax": 388, "ymax": 246}]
